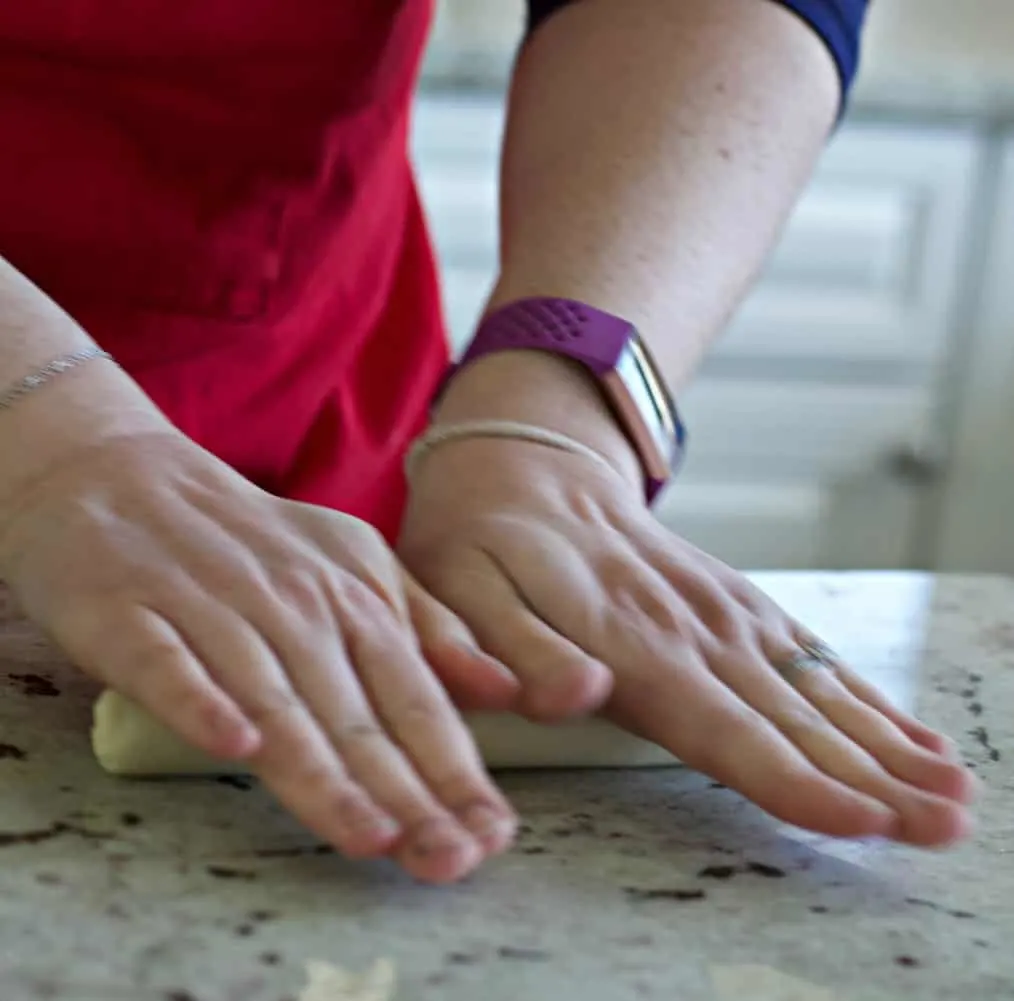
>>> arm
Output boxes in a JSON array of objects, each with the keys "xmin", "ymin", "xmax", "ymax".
[
  {"xmin": 399, "ymin": 0, "xmax": 975, "ymax": 850},
  {"xmin": 0, "ymin": 259, "xmax": 170, "ymax": 511},
  {"xmin": 0, "ymin": 261, "xmax": 520, "ymax": 886},
  {"xmin": 434, "ymin": 0, "xmax": 866, "ymax": 474}
]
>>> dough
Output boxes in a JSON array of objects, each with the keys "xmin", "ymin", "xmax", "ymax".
[
  {"xmin": 298, "ymin": 959, "xmax": 395, "ymax": 1001},
  {"xmin": 710, "ymin": 965, "xmax": 837, "ymax": 1000},
  {"xmin": 91, "ymin": 689, "xmax": 678, "ymax": 775}
]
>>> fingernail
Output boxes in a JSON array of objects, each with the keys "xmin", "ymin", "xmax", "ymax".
[
  {"xmin": 369, "ymin": 816, "xmax": 402, "ymax": 840},
  {"xmin": 411, "ymin": 819, "xmax": 471, "ymax": 857},
  {"xmin": 871, "ymin": 805, "xmax": 902, "ymax": 837},
  {"xmin": 460, "ymin": 804, "xmax": 515, "ymax": 843},
  {"xmin": 202, "ymin": 714, "xmax": 260, "ymax": 760},
  {"xmin": 455, "ymin": 642, "xmax": 515, "ymax": 675},
  {"xmin": 343, "ymin": 807, "xmax": 400, "ymax": 842}
]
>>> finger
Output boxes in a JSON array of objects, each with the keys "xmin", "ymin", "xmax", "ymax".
[
  {"xmin": 783, "ymin": 632, "xmax": 977, "ymax": 803},
  {"xmin": 606, "ymin": 647, "xmax": 903, "ymax": 840},
  {"xmin": 628, "ymin": 525, "xmax": 755, "ymax": 644},
  {"xmin": 708, "ymin": 637, "xmax": 971, "ymax": 847},
  {"xmin": 793, "ymin": 628, "xmax": 962, "ymax": 760},
  {"xmin": 635, "ymin": 537, "xmax": 967, "ymax": 771},
  {"xmin": 621, "ymin": 527, "xmax": 973, "ymax": 845},
  {"xmin": 170, "ymin": 598, "xmax": 403, "ymax": 863},
  {"xmin": 261, "ymin": 576, "xmax": 507, "ymax": 883},
  {"xmin": 57, "ymin": 605, "xmax": 260, "ymax": 760},
  {"xmin": 423, "ymin": 547, "xmax": 612, "ymax": 720},
  {"xmin": 335, "ymin": 586, "xmax": 518, "ymax": 865},
  {"xmin": 401, "ymin": 572, "xmax": 520, "ymax": 712},
  {"xmin": 641, "ymin": 549, "xmax": 961, "ymax": 764}
]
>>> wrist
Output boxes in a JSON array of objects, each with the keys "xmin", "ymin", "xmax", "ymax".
[
  {"xmin": 434, "ymin": 348, "xmax": 644, "ymax": 496},
  {"xmin": 0, "ymin": 359, "xmax": 175, "ymax": 516}
]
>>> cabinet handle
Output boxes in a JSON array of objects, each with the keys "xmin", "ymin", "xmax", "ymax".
[{"xmin": 884, "ymin": 445, "xmax": 943, "ymax": 484}]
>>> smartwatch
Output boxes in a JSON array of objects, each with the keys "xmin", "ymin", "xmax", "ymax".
[{"xmin": 454, "ymin": 297, "xmax": 687, "ymax": 504}]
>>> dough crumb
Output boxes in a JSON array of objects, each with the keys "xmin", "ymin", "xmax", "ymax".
[
  {"xmin": 710, "ymin": 964, "xmax": 836, "ymax": 1000},
  {"xmin": 298, "ymin": 959, "xmax": 395, "ymax": 1001}
]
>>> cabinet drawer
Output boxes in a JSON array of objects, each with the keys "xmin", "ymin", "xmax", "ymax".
[
  {"xmin": 718, "ymin": 126, "xmax": 982, "ymax": 368},
  {"xmin": 417, "ymin": 167, "xmax": 498, "ymax": 267},
  {"xmin": 676, "ymin": 377, "xmax": 934, "ymax": 479},
  {"xmin": 654, "ymin": 481, "xmax": 825, "ymax": 569},
  {"xmin": 440, "ymin": 265, "xmax": 494, "ymax": 349},
  {"xmin": 412, "ymin": 95, "xmax": 506, "ymax": 165}
]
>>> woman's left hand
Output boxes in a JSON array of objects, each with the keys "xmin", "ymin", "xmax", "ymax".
[{"xmin": 399, "ymin": 359, "xmax": 978, "ymax": 848}]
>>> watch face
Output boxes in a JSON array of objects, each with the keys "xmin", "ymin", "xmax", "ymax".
[{"xmin": 602, "ymin": 334, "xmax": 685, "ymax": 484}]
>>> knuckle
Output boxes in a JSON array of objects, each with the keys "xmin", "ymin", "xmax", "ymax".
[
  {"xmin": 409, "ymin": 585, "xmax": 457, "ymax": 631},
  {"xmin": 243, "ymin": 684, "xmax": 303, "ymax": 727},
  {"xmin": 346, "ymin": 519, "xmax": 388, "ymax": 554},
  {"xmin": 614, "ymin": 584, "xmax": 685, "ymax": 635},
  {"xmin": 123, "ymin": 643, "xmax": 190, "ymax": 689},
  {"xmin": 184, "ymin": 688, "xmax": 241, "ymax": 733},
  {"xmin": 266, "ymin": 561, "xmax": 397, "ymax": 635},
  {"xmin": 333, "ymin": 521, "xmax": 401, "ymax": 577},
  {"xmin": 268, "ymin": 565, "xmax": 330, "ymax": 622},
  {"xmin": 330, "ymin": 575, "xmax": 391, "ymax": 621},
  {"xmin": 285, "ymin": 760, "xmax": 344, "ymax": 798},
  {"xmin": 333, "ymin": 720, "xmax": 389, "ymax": 750},
  {"xmin": 392, "ymin": 696, "xmax": 448, "ymax": 729},
  {"xmin": 703, "ymin": 600, "xmax": 758, "ymax": 645},
  {"xmin": 767, "ymin": 701, "xmax": 828, "ymax": 740},
  {"xmin": 259, "ymin": 744, "xmax": 337, "ymax": 793},
  {"xmin": 539, "ymin": 656, "xmax": 612, "ymax": 711},
  {"xmin": 330, "ymin": 787, "xmax": 380, "ymax": 824},
  {"xmin": 428, "ymin": 769, "xmax": 488, "ymax": 804},
  {"xmin": 726, "ymin": 579, "xmax": 770, "ymax": 615},
  {"xmin": 105, "ymin": 631, "xmax": 191, "ymax": 686}
]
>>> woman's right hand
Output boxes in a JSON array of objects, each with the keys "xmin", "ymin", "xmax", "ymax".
[{"xmin": 0, "ymin": 428, "xmax": 521, "ymax": 884}]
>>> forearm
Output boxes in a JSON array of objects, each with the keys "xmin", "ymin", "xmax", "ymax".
[
  {"xmin": 436, "ymin": 0, "xmax": 845, "ymax": 466},
  {"xmin": 491, "ymin": 0, "xmax": 840, "ymax": 386},
  {"xmin": 0, "ymin": 258, "xmax": 168, "ymax": 510}
]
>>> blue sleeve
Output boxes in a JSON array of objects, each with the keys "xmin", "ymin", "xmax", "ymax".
[{"xmin": 525, "ymin": 0, "xmax": 870, "ymax": 102}]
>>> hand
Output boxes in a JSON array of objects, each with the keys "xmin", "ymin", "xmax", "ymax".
[
  {"xmin": 399, "ymin": 359, "xmax": 978, "ymax": 848},
  {"xmin": 0, "ymin": 431, "xmax": 520, "ymax": 883}
]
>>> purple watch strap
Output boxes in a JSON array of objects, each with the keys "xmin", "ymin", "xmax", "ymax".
[
  {"xmin": 452, "ymin": 298, "xmax": 680, "ymax": 506},
  {"xmin": 643, "ymin": 474, "xmax": 668, "ymax": 507},
  {"xmin": 458, "ymin": 298, "xmax": 635, "ymax": 375}
]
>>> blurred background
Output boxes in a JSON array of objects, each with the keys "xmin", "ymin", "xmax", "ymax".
[{"xmin": 411, "ymin": 0, "xmax": 1014, "ymax": 576}]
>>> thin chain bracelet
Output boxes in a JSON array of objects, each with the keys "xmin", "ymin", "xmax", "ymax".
[
  {"xmin": 405, "ymin": 419, "xmax": 621, "ymax": 483},
  {"xmin": 0, "ymin": 347, "xmax": 113, "ymax": 413}
]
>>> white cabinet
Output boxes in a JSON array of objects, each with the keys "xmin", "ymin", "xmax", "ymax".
[
  {"xmin": 665, "ymin": 124, "xmax": 983, "ymax": 569},
  {"xmin": 412, "ymin": 97, "xmax": 504, "ymax": 343},
  {"xmin": 935, "ymin": 136, "xmax": 1014, "ymax": 573},
  {"xmin": 717, "ymin": 127, "xmax": 980, "ymax": 370},
  {"xmin": 411, "ymin": 94, "xmax": 985, "ymax": 570}
]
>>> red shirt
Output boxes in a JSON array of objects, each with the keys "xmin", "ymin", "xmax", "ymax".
[{"xmin": 0, "ymin": 0, "xmax": 449, "ymax": 542}]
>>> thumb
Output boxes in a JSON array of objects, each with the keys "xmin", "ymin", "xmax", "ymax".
[{"xmin": 401, "ymin": 571, "xmax": 521, "ymax": 712}]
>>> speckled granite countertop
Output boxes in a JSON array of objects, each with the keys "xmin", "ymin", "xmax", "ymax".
[{"xmin": 0, "ymin": 573, "xmax": 1011, "ymax": 1001}]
